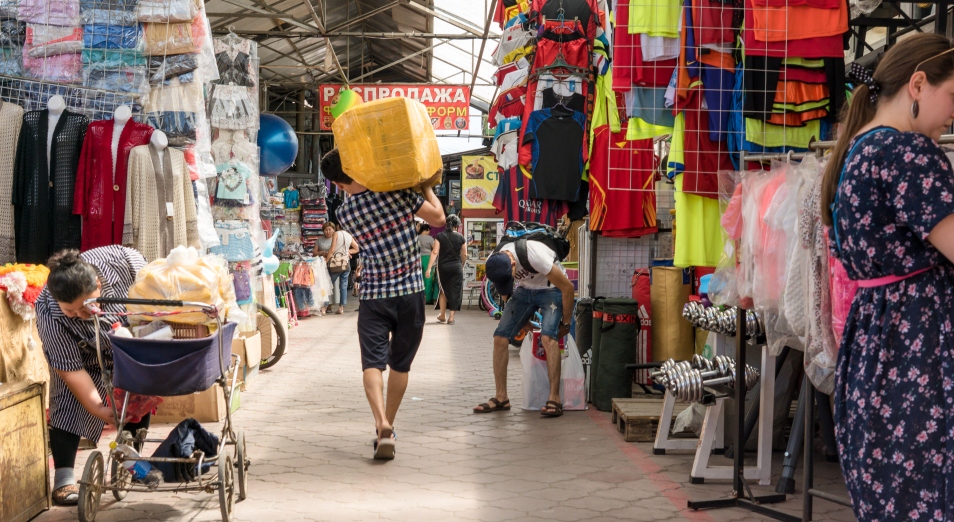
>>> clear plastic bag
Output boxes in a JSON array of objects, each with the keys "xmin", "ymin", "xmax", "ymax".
[
  {"xmin": 519, "ymin": 335, "xmax": 585, "ymax": 411},
  {"xmin": 82, "ymin": 48, "xmax": 145, "ymax": 67},
  {"xmin": 83, "ymin": 65, "xmax": 149, "ymax": 94},
  {"xmin": 82, "ymin": 24, "xmax": 142, "ymax": 49},
  {"xmin": 332, "ymin": 97, "xmax": 442, "ymax": 192},
  {"xmin": 22, "ymin": 48, "xmax": 83, "ymax": 83},
  {"xmin": 0, "ymin": 46, "xmax": 21, "ymax": 76},
  {"xmin": 143, "ymin": 22, "xmax": 195, "ymax": 56},
  {"xmin": 26, "ymin": 25, "xmax": 84, "ymax": 57},
  {"xmin": 127, "ymin": 246, "xmax": 239, "ymax": 324},
  {"xmin": 194, "ymin": 179, "xmax": 220, "ymax": 250},
  {"xmin": 137, "ymin": 0, "xmax": 199, "ymax": 23},
  {"xmin": 19, "ymin": 0, "xmax": 81, "ymax": 26},
  {"xmin": 710, "ymin": 170, "xmax": 742, "ymax": 307},
  {"xmin": 148, "ymin": 54, "xmax": 197, "ymax": 84},
  {"xmin": 782, "ymin": 155, "xmax": 817, "ymax": 338},
  {"xmin": 82, "ymin": 8, "xmax": 140, "ymax": 26},
  {"xmin": 1, "ymin": 20, "xmax": 26, "ymax": 47},
  {"xmin": 0, "ymin": 0, "xmax": 17, "ymax": 18}
]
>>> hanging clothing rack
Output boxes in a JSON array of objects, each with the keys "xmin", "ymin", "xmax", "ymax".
[{"xmin": 741, "ymin": 133, "xmax": 954, "ymax": 163}]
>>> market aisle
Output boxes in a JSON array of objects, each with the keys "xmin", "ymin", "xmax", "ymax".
[{"xmin": 37, "ymin": 308, "xmax": 854, "ymax": 522}]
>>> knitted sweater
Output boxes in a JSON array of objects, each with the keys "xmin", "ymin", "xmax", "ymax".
[
  {"xmin": 123, "ymin": 144, "xmax": 199, "ymax": 261},
  {"xmin": 0, "ymin": 102, "xmax": 23, "ymax": 263}
]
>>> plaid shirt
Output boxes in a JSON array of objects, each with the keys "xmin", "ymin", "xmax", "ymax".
[{"xmin": 337, "ymin": 189, "xmax": 425, "ymax": 300}]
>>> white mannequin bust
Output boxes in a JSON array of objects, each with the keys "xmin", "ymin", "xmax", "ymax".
[
  {"xmin": 151, "ymin": 130, "xmax": 167, "ymax": 172},
  {"xmin": 47, "ymin": 95, "xmax": 65, "ymax": 170},
  {"xmin": 111, "ymin": 105, "xmax": 131, "ymax": 180}
]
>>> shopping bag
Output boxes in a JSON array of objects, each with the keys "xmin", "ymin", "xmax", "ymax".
[
  {"xmin": 519, "ymin": 335, "xmax": 586, "ymax": 411},
  {"xmin": 631, "ymin": 269, "xmax": 653, "ymax": 385}
]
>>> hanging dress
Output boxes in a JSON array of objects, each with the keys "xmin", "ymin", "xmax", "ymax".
[
  {"xmin": 0, "ymin": 101, "xmax": 24, "ymax": 263},
  {"xmin": 830, "ymin": 128, "xmax": 954, "ymax": 521}
]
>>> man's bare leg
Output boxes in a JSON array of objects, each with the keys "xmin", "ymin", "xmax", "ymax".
[
  {"xmin": 385, "ymin": 369, "xmax": 409, "ymax": 428},
  {"xmin": 541, "ymin": 335, "xmax": 562, "ymax": 414},
  {"xmin": 474, "ymin": 336, "xmax": 511, "ymax": 411}
]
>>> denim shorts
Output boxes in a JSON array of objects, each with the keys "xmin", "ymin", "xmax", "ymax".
[{"xmin": 494, "ymin": 287, "xmax": 563, "ymax": 344}]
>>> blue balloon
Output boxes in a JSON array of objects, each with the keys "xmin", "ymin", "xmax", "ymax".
[{"xmin": 258, "ymin": 113, "xmax": 299, "ymax": 176}]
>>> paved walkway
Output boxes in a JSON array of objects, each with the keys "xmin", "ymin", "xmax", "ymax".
[{"xmin": 38, "ymin": 308, "xmax": 856, "ymax": 522}]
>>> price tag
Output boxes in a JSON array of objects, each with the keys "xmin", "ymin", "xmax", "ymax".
[
  {"xmin": 244, "ymin": 193, "xmax": 250, "ymax": 205},
  {"xmin": 166, "ymin": 202, "xmax": 174, "ymax": 218}
]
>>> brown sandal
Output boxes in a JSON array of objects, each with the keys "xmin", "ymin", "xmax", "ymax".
[
  {"xmin": 473, "ymin": 398, "xmax": 510, "ymax": 413},
  {"xmin": 52, "ymin": 484, "xmax": 79, "ymax": 506},
  {"xmin": 541, "ymin": 400, "xmax": 564, "ymax": 417}
]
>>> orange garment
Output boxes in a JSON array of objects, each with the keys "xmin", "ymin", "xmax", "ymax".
[
  {"xmin": 775, "ymin": 80, "xmax": 828, "ymax": 105},
  {"xmin": 766, "ymin": 108, "xmax": 828, "ymax": 126},
  {"xmin": 699, "ymin": 49, "xmax": 736, "ymax": 72},
  {"xmin": 750, "ymin": 0, "xmax": 848, "ymax": 43}
]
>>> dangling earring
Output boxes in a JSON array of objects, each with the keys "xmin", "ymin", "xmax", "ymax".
[{"xmin": 912, "ymin": 100, "xmax": 920, "ymax": 119}]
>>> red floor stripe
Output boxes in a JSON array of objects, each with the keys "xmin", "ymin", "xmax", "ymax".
[{"xmin": 586, "ymin": 407, "xmax": 715, "ymax": 521}]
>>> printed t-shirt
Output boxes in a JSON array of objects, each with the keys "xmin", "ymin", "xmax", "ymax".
[
  {"xmin": 491, "ymin": 130, "xmax": 520, "ymax": 169},
  {"xmin": 493, "ymin": 166, "xmax": 568, "ymax": 227},
  {"xmin": 497, "ymin": 240, "xmax": 567, "ymax": 289},
  {"xmin": 494, "ymin": 57, "xmax": 531, "ymax": 90},
  {"xmin": 629, "ymin": 0, "xmax": 681, "ymax": 37},
  {"xmin": 750, "ymin": 0, "xmax": 848, "ymax": 42},
  {"xmin": 589, "ymin": 124, "xmax": 658, "ymax": 237},
  {"xmin": 490, "ymin": 86, "xmax": 527, "ymax": 126},
  {"xmin": 522, "ymin": 107, "xmax": 587, "ymax": 202},
  {"xmin": 492, "ymin": 25, "xmax": 536, "ymax": 66},
  {"xmin": 673, "ymin": 174, "xmax": 722, "ymax": 268},
  {"xmin": 495, "ymin": 0, "xmax": 531, "ymax": 27}
]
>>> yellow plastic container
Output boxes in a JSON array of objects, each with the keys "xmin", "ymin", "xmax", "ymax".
[{"xmin": 332, "ymin": 97, "xmax": 442, "ymax": 192}]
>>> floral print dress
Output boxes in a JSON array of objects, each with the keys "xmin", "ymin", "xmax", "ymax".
[{"xmin": 830, "ymin": 127, "xmax": 954, "ymax": 521}]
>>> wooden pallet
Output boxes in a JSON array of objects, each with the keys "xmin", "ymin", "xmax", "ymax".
[{"xmin": 611, "ymin": 397, "xmax": 683, "ymax": 443}]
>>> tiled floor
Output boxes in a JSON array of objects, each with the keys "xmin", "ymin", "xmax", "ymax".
[{"xmin": 37, "ymin": 308, "xmax": 856, "ymax": 521}]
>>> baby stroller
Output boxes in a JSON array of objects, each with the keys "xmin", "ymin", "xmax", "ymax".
[{"xmin": 76, "ymin": 298, "xmax": 249, "ymax": 522}]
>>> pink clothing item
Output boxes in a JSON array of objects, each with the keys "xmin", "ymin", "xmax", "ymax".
[
  {"xmin": 721, "ymin": 183, "xmax": 744, "ymax": 240},
  {"xmin": 18, "ymin": 0, "xmax": 80, "ymax": 26},
  {"xmin": 22, "ymin": 46, "xmax": 82, "ymax": 83}
]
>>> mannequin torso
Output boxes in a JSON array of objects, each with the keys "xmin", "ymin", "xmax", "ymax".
[
  {"xmin": 47, "ymin": 95, "xmax": 65, "ymax": 171},
  {"xmin": 111, "ymin": 105, "xmax": 131, "ymax": 182}
]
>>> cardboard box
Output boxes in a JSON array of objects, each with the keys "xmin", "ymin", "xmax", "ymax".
[
  {"xmin": 257, "ymin": 308, "xmax": 288, "ymax": 360},
  {"xmin": 231, "ymin": 331, "xmax": 261, "ymax": 391},
  {"xmin": 649, "ymin": 264, "xmax": 695, "ymax": 362},
  {"xmin": 152, "ymin": 383, "xmax": 241, "ymax": 423},
  {"xmin": 254, "ymin": 275, "xmax": 277, "ymax": 310}
]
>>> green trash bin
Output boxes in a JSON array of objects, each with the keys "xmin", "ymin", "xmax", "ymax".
[
  {"xmin": 590, "ymin": 298, "xmax": 605, "ymax": 403},
  {"xmin": 592, "ymin": 298, "xmax": 639, "ymax": 412}
]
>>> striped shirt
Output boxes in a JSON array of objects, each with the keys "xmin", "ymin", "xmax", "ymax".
[
  {"xmin": 336, "ymin": 189, "xmax": 425, "ymax": 300},
  {"xmin": 36, "ymin": 245, "xmax": 146, "ymax": 442}
]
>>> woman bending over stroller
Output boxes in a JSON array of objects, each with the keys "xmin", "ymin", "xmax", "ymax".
[{"xmin": 36, "ymin": 246, "xmax": 147, "ymax": 505}]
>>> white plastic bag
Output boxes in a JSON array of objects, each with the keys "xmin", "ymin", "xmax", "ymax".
[{"xmin": 519, "ymin": 336, "xmax": 586, "ymax": 411}]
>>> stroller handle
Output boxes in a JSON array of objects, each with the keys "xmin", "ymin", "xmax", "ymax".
[{"xmin": 89, "ymin": 297, "xmax": 187, "ymax": 307}]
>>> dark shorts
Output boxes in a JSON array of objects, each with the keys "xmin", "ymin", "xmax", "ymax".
[
  {"xmin": 494, "ymin": 287, "xmax": 563, "ymax": 344},
  {"xmin": 358, "ymin": 292, "xmax": 425, "ymax": 372}
]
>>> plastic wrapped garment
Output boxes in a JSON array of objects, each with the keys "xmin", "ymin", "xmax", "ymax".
[
  {"xmin": 781, "ymin": 156, "xmax": 816, "ymax": 339},
  {"xmin": 191, "ymin": 8, "xmax": 219, "ymax": 83},
  {"xmin": 82, "ymin": 8, "xmax": 139, "ymax": 26},
  {"xmin": 84, "ymin": 65, "xmax": 149, "ymax": 94},
  {"xmin": 144, "ymin": 78, "xmax": 204, "ymax": 113},
  {"xmin": 311, "ymin": 257, "xmax": 332, "ymax": 307},
  {"xmin": 137, "ymin": 0, "xmax": 200, "ymax": 23},
  {"xmin": 22, "ymin": 47, "xmax": 83, "ymax": 83},
  {"xmin": 709, "ymin": 170, "xmax": 742, "ymax": 307},
  {"xmin": 26, "ymin": 25, "xmax": 84, "ymax": 57},
  {"xmin": 800, "ymin": 158, "xmax": 838, "ymax": 395},
  {"xmin": 143, "ymin": 22, "xmax": 195, "ymax": 55},
  {"xmin": 212, "ymin": 37, "xmax": 255, "ymax": 87},
  {"xmin": 194, "ymin": 179, "xmax": 220, "ymax": 250},
  {"xmin": 1, "ymin": 20, "xmax": 26, "ymax": 47},
  {"xmin": 82, "ymin": 48, "xmax": 145, "ymax": 67},
  {"xmin": 83, "ymin": 24, "xmax": 142, "ymax": 49},
  {"xmin": 0, "ymin": 0, "xmax": 16, "ymax": 18},
  {"xmin": 210, "ymin": 84, "xmax": 256, "ymax": 130},
  {"xmin": 142, "ymin": 112, "xmax": 197, "ymax": 146},
  {"xmin": 81, "ymin": 0, "xmax": 140, "ymax": 9},
  {"xmin": 148, "ymin": 54, "xmax": 197, "ymax": 84},
  {"xmin": 208, "ymin": 220, "xmax": 255, "ymax": 262},
  {"xmin": 127, "ymin": 246, "xmax": 239, "ymax": 324},
  {"xmin": 19, "ymin": 0, "xmax": 81, "ymax": 26},
  {"xmin": 751, "ymin": 166, "xmax": 789, "ymax": 312},
  {"xmin": 0, "ymin": 46, "xmax": 21, "ymax": 76},
  {"xmin": 331, "ymin": 97, "xmax": 442, "ymax": 192}
]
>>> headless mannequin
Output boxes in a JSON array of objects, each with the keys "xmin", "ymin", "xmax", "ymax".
[
  {"xmin": 111, "ymin": 105, "xmax": 131, "ymax": 183},
  {"xmin": 47, "ymin": 95, "xmax": 65, "ymax": 173},
  {"xmin": 151, "ymin": 130, "xmax": 167, "ymax": 172}
]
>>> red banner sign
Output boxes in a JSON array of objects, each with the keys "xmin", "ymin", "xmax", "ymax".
[{"xmin": 318, "ymin": 84, "xmax": 471, "ymax": 131}]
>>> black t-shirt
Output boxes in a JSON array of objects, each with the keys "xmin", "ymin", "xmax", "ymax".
[
  {"xmin": 541, "ymin": 88, "xmax": 586, "ymax": 112},
  {"xmin": 436, "ymin": 231, "xmax": 466, "ymax": 268},
  {"xmin": 523, "ymin": 106, "xmax": 586, "ymax": 202}
]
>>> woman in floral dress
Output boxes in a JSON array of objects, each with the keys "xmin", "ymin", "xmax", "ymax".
[{"xmin": 822, "ymin": 34, "xmax": 954, "ymax": 521}]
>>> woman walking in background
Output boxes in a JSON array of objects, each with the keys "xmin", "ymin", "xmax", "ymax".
[
  {"xmin": 417, "ymin": 224, "xmax": 437, "ymax": 304},
  {"xmin": 313, "ymin": 222, "xmax": 337, "ymax": 314},
  {"xmin": 427, "ymin": 214, "xmax": 466, "ymax": 324},
  {"xmin": 325, "ymin": 224, "xmax": 359, "ymax": 314}
]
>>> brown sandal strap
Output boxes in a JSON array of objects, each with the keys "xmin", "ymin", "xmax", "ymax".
[{"xmin": 475, "ymin": 398, "xmax": 510, "ymax": 412}]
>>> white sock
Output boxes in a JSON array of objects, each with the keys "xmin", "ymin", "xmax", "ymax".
[{"xmin": 54, "ymin": 468, "xmax": 75, "ymax": 491}]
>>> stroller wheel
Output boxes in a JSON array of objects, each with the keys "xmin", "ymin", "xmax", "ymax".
[
  {"xmin": 256, "ymin": 304, "xmax": 287, "ymax": 371},
  {"xmin": 218, "ymin": 452, "xmax": 235, "ymax": 522},
  {"xmin": 78, "ymin": 451, "xmax": 104, "ymax": 522},
  {"xmin": 236, "ymin": 430, "xmax": 248, "ymax": 501},
  {"xmin": 110, "ymin": 457, "xmax": 132, "ymax": 501}
]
